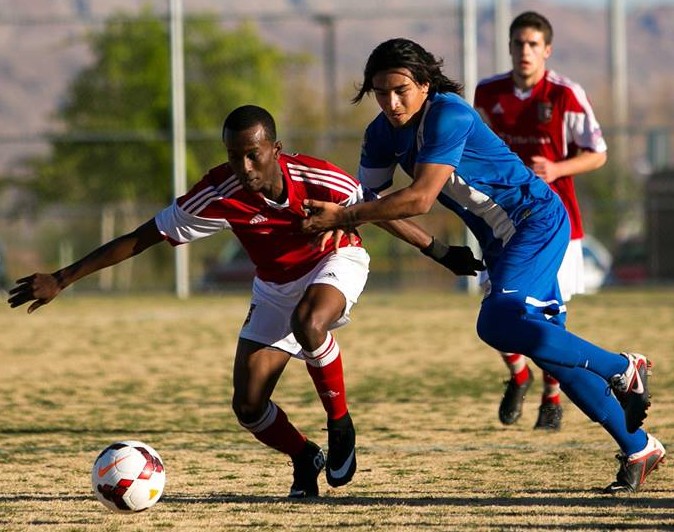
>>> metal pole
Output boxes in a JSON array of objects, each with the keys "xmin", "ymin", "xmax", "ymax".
[
  {"xmin": 462, "ymin": 0, "xmax": 478, "ymax": 103},
  {"xmin": 170, "ymin": 0, "xmax": 189, "ymax": 298},
  {"xmin": 316, "ymin": 14, "xmax": 337, "ymax": 153},
  {"xmin": 493, "ymin": 0, "xmax": 511, "ymax": 73},
  {"xmin": 462, "ymin": 0, "xmax": 481, "ymax": 294},
  {"xmin": 609, "ymin": 0, "xmax": 629, "ymax": 178}
]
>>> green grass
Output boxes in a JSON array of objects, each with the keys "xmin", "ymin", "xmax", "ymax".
[{"xmin": 1, "ymin": 288, "xmax": 673, "ymax": 530}]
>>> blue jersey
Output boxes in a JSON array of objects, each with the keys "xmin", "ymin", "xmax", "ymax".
[{"xmin": 358, "ymin": 91, "xmax": 566, "ymax": 266}]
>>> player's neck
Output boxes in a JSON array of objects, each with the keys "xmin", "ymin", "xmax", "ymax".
[
  {"xmin": 512, "ymin": 69, "xmax": 545, "ymax": 91},
  {"xmin": 263, "ymin": 167, "xmax": 287, "ymax": 203}
]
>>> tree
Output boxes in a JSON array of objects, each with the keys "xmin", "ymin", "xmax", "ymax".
[{"xmin": 28, "ymin": 9, "xmax": 305, "ymax": 206}]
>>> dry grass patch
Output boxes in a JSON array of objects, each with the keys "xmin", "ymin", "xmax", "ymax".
[{"xmin": 1, "ymin": 288, "xmax": 673, "ymax": 530}]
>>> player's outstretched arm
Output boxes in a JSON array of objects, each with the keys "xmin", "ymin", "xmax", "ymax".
[{"xmin": 8, "ymin": 218, "xmax": 164, "ymax": 313}]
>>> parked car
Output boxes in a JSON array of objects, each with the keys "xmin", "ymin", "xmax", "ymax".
[
  {"xmin": 607, "ymin": 236, "xmax": 649, "ymax": 285},
  {"xmin": 582, "ymin": 233, "xmax": 613, "ymax": 293},
  {"xmin": 199, "ymin": 239, "xmax": 255, "ymax": 291},
  {"xmin": 200, "ymin": 233, "xmax": 614, "ymax": 294}
]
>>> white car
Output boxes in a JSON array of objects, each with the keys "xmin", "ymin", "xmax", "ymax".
[{"xmin": 582, "ymin": 234, "xmax": 613, "ymax": 293}]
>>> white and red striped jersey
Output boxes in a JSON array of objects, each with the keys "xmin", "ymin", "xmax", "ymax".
[
  {"xmin": 155, "ymin": 152, "xmax": 364, "ymax": 284},
  {"xmin": 474, "ymin": 70, "xmax": 607, "ymax": 239}
]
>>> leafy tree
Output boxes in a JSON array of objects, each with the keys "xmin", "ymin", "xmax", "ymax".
[{"xmin": 28, "ymin": 9, "xmax": 305, "ymax": 205}]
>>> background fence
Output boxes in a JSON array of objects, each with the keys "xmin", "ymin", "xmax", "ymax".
[{"xmin": 1, "ymin": 0, "xmax": 673, "ymax": 293}]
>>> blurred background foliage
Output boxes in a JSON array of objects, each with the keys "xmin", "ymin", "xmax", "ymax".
[{"xmin": 2, "ymin": 3, "xmax": 672, "ymax": 292}]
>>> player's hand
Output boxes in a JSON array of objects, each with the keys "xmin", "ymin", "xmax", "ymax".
[
  {"xmin": 531, "ymin": 156, "xmax": 559, "ymax": 184},
  {"xmin": 7, "ymin": 273, "xmax": 63, "ymax": 313},
  {"xmin": 301, "ymin": 199, "xmax": 346, "ymax": 233},
  {"xmin": 315, "ymin": 229, "xmax": 359, "ymax": 252},
  {"xmin": 420, "ymin": 238, "xmax": 486, "ymax": 276}
]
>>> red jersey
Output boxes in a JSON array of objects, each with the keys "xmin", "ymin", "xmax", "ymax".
[
  {"xmin": 474, "ymin": 70, "xmax": 607, "ymax": 239},
  {"xmin": 155, "ymin": 152, "xmax": 364, "ymax": 284}
]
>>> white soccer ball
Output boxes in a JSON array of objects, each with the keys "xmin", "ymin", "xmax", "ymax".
[{"xmin": 91, "ymin": 440, "xmax": 166, "ymax": 513}]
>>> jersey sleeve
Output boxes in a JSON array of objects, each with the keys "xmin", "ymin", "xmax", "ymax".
[
  {"xmin": 563, "ymin": 84, "xmax": 607, "ymax": 153},
  {"xmin": 416, "ymin": 99, "xmax": 474, "ymax": 168},
  {"xmin": 327, "ymin": 163, "xmax": 364, "ymax": 207},
  {"xmin": 472, "ymin": 84, "xmax": 493, "ymax": 127},
  {"xmin": 154, "ymin": 175, "xmax": 232, "ymax": 246},
  {"xmin": 357, "ymin": 119, "xmax": 396, "ymax": 193}
]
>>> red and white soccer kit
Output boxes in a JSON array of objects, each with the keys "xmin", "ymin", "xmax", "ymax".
[
  {"xmin": 155, "ymin": 151, "xmax": 369, "ymax": 450},
  {"xmin": 475, "ymin": 70, "xmax": 607, "ymax": 300},
  {"xmin": 154, "ymin": 151, "xmax": 370, "ymax": 354}
]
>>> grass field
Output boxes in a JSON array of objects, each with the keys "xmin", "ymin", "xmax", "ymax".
[{"xmin": 1, "ymin": 287, "xmax": 673, "ymax": 531}]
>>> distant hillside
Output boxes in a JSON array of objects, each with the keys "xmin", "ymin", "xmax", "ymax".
[{"xmin": 1, "ymin": 0, "xmax": 672, "ymax": 172}]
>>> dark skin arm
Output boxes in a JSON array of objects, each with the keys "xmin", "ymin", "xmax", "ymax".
[{"xmin": 8, "ymin": 218, "xmax": 164, "ymax": 313}]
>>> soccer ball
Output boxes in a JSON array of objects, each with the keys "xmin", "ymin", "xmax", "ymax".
[{"xmin": 91, "ymin": 440, "xmax": 166, "ymax": 513}]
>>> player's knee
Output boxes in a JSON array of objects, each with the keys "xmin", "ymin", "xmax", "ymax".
[
  {"xmin": 231, "ymin": 396, "xmax": 264, "ymax": 425},
  {"xmin": 291, "ymin": 307, "xmax": 327, "ymax": 348}
]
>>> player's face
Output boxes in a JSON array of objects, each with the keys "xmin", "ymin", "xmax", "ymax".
[
  {"xmin": 509, "ymin": 27, "xmax": 551, "ymax": 87},
  {"xmin": 224, "ymin": 124, "xmax": 282, "ymax": 197},
  {"xmin": 371, "ymin": 68, "xmax": 430, "ymax": 128}
]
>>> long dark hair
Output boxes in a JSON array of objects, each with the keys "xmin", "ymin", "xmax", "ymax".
[{"xmin": 353, "ymin": 38, "xmax": 463, "ymax": 103}]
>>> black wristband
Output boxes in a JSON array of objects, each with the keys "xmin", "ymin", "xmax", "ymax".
[{"xmin": 420, "ymin": 237, "xmax": 449, "ymax": 260}]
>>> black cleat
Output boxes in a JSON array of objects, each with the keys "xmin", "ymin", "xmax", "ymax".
[
  {"xmin": 534, "ymin": 402, "xmax": 563, "ymax": 431},
  {"xmin": 326, "ymin": 412, "xmax": 357, "ymax": 488},
  {"xmin": 603, "ymin": 434, "xmax": 666, "ymax": 494},
  {"xmin": 609, "ymin": 352, "xmax": 652, "ymax": 433},
  {"xmin": 498, "ymin": 369, "xmax": 534, "ymax": 425},
  {"xmin": 288, "ymin": 440, "xmax": 325, "ymax": 499}
]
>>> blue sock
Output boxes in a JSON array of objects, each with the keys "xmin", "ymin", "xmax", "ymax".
[
  {"xmin": 478, "ymin": 297, "xmax": 630, "ymax": 380},
  {"xmin": 536, "ymin": 359, "xmax": 647, "ymax": 455}
]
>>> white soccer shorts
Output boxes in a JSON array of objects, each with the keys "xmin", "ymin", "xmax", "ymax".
[
  {"xmin": 556, "ymin": 238, "xmax": 585, "ymax": 302},
  {"xmin": 239, "ymin": 246, "xmax": 370, "ymax": 358}
]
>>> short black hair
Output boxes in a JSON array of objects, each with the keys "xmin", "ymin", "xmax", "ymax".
[
  {"xmin": 353, "ymin": 38, "xmax": 463, "ymax": 103},
  {"xmin": 222, "ymin": 105, "xmax": 277, "ymax": 142},
  {"xmin": 509, "ymin": 11, "xmax": 554, "ymax": 44}
]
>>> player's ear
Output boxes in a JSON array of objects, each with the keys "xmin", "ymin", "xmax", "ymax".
[
  {"xmin": 273, "ymin": 141, "xmax": 282, "ymax": 159},
  {"xmin": 544, "ymin": 44, "xmax": 552, "ymax": 60}
]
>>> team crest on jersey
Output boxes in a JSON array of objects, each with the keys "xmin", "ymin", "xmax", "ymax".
[{"xmin": 537, "ymin": 102, "xmax": 553, "ymax": 123}]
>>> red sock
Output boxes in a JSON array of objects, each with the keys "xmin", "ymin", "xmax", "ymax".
[
  {"xmin": 542, "ymin": 372, "xmax": 561, "ymax": 404},
  {"xmin": 239, "ymin": 401, "xmax": 306, "ymax": 456},
  {"xmin": 304, "ymin": 333, "xmax": 348, "ymax": 420},
  {"xmin": 502, "ymin": 353, "xmax": 530, "ymax": 385}
]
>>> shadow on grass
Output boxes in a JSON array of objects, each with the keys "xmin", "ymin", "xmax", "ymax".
[
  {"xmin": 3, "ymin": 491, "xmax": 673, "ymax": 509},
  {"xmin": 0, "ymin": 427, "xmax": 237, "ymax": 435},
  {"xmin": 3, "ymin": 492, "xmax": 672, "ymax": 530},
  {"xmin": 163, "ymin": 491, "xmax": 674, "ymax": 511}
]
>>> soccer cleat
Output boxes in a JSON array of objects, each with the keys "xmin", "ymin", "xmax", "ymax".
[
  {"xmin": 288, "ymin": 440, "xmax": 325, "ymax": 499},
  {"xmin": 498, "ymin": 369, "xmax": 534, "ymax": 425},
  {"xmin": 534, "ymin": 402, "xmax": 563, "ymax": 431},
  {"xmin": 603, "ymin": 434, "xmax": 666, "ymax": 494},
  {"xmin": 326, "ymin": 412, "xmax": 357, "ymax": 488},
  {"xmin": 609, "ymin": 352, "xmax": 652, "ymax": 433}
]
